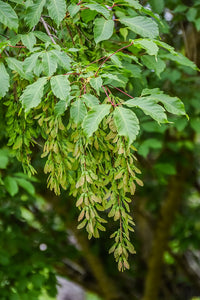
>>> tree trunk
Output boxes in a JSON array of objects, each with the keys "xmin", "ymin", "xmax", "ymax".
[{"xmin": 142, "ymin": 167, "xmax": 189, "ymax": 300}]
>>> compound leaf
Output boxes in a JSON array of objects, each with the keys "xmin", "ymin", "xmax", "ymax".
[
  {"xmin": 50, "ymin": 75, "xmax": 70, "ymax": 100},
  {"xmin": 70, "ymin": 99, "xmax": 87, "ymax": 124},
  {"xmin": 21, "ymin": 32, "xmax": 36, "ymax": 51},
  {"xmin": 94, "ymin": 18, "xmax": 114, "ymax": 44},
  {"xmin": 113, "ymin": 107, "xmax": 140, "ymax": 146},
  {"xmin": 151, "ymin": 94, "xmax": 186, "ymax": 116},
  {"xmin": 25, "ymin": 0, "xmax": 46, "ymax": 28},
  {"xmin": 47, "ymin": 0, "xmax": 66, "ymax": 26},
  {"xmin": 0, "ymin": 63, "xmax": 10, "ymax": 98},
  {"xmin": 20, "ymin": 77, "xmax": 48, "ymax": 112},
  {"xmin": 82, "ymin": 104, "xmax": 111, "ymax": 137},
  {"xmin": 86, "ymin": 3, "xmax": 110, "ymax": 19},
  {"xmin": 42, "ymin": 51, "xmax": 58, "ymax": 76},
  {"xmin": 0, "ymin": 0, "xmax": 18, "ymax": 31},
  {"xmin": 124, "ymin": 97, "xmax": 168, "ymax": 123},
  {"xmin": 90, "ymin": 77, "xmax": 103, "ymax": 95},
  {"xmin": 4, "ymin": 176, "xmax": 18, "ymax": 196},
  {"xmin": 119, "ymin": 16, "xmax": 159, "ymax": 39}
]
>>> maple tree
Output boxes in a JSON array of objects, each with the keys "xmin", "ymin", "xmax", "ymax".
[{"xmin": 0, "ymin": 0, "xmax": 200, "ymax": 299}]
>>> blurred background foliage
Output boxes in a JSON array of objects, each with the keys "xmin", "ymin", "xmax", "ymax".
[{"xmin": 0, "ymin": 0, "xmax": 200, "ymax": 299}]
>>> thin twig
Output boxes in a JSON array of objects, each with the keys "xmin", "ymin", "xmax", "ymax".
[
  {"xmin": 66, "ymin": 23, "xmax": 75, "ymax": 46},
  {"xmin": 63, "ymin": 72, "xmax": 80, "ymax": 76},
  {"xmin": 107, "ymin": 86, "xmax": 122, "ymax": 106},
  {"xmin": 3, "ymin": 50, "xmax": 9, "ymax": 56},
  {"xmin": 102, "ymin": 85, "xmax": 115, "ymax": 106},
  {"xmin": 47, "ymin": 23, "xmax": 58, "ymax": 34},
  {"xmin": 95, "ymin": 41, "xmax": 133, "ymax": 77},
  {"xmin": 109, "ymin": 84, "xmax": 134, "ymax": 99},
  {"xmin": 83, "ymin": 56, "xmax": 107, "ymax": 69},
  {"xmin": 40, "ymin": 17, "xmax": 56, "ymax": 45},
  {"xmin": 7, "ymin": 45, "xmax": 26, "ymax": 48}
]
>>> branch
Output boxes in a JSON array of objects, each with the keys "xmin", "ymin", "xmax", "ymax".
[
  {"xmin": 40, "ymin": 17, "xmax": 56, "ymax": 45},
  {"xmin": 7, "ymin": 45, "xmax": 26, "ymax": 48}
]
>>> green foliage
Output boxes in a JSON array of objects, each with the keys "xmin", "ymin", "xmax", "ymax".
[
  {"xmin": 0, "ymin": 0, "xmax": 195, "ymax": 279},
  {"xmin": 47, "ymin": 0, "xmax": 66, "ymax": 26},
  {"xmin": 0, "ymin": 62, "xmax": 10, "ymax": 97},
  {"xmin": 94, "ymin": 18, "xmax": 114, "ymax": 44},
  {"xmin": 113, "ymin": 107, "xmax": 139, "ymax": 146},
  {"xmin": 119, "ymin": 16, "xmax": 159, "ymax": 39},
  {"xmin": 0, "ymin": 0, "xmax": 18, "ymax": 30}
]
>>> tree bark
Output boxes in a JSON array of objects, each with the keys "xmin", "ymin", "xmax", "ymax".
[{"xmin": 142, "ymin": 169, "xmax": 188, "ymax": 300}]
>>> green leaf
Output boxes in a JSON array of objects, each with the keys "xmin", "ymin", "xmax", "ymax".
[
  {"xmin": 149, "ymin": 0, "xmax": 164, "ymax": 14},
  {"xmin": 50, "ymin": 75, "xmax": 70, "ymax": 100},
  {"xmin": 124, "ymin": 97, "xmax": 168, "ymax": 123},
  {"xmin": 113, "ymin": 107, "xmax": 140, "ymax": 146},
  {"xmin": 42, "ymin": 51, "xmax": 58, "ymax": 76},
  {"xmin": 25, "ymin": 0, "xmax": 46, "ymax": 28},
  {"xmin": 21, "ymin": 32, "xmax": 36, "ymax": 51},
  {"xmin": 34, "ymin": 31, "xmax": 52, "ymax": 43},
  {"xmin": 70, "ymin": 100, "xmax": 87, "ymax": 124},
  {"xmin": 187, "ymin": 7, "xmax": 197, "ymax": 22},
  {"xmin": 82, "ymin": 104, "xmax": 111, "ymax": 137},
  {"xmin": 122, "ymin": 62, "xmax": 141, "ymax": 78},
  {"xmin": 102, "ymin": 74, "xmax": 127, "ymax": 88},
  {"xmin": 81, "ymin": 9, "xmax": 97, "ymax": 23},
  {"xmin": 110, "ymin": 54, "xmax": 122, "ymax": 67},
  {"xmin": 50, "ymin": 50, "xmax": 71, "ymax": 70},
  {"xmin": 90, "ymin": 77, "xmax": 103, "ymax": 95},
  {"xmin": 173, "ymin": 4, "xmax": 187, "ymax": 13},
  {"xmin": 20, "ymin": 77, "xmax": 48, "ymax": 112},
  {"xmin": 141, "ymin": 89, "xmax": 186, "ymax": 116},
  {"xmin": 15, "ymin": 178, "xmax": 35, "ymax": 195},
  {"xmin": 23, "ymin": 52, "xmax": 41, "ymax": 74},
  {"xmin": 68, "ymin": 4, "xmax": 80, "ymax": 17},
  {"xmin": 123, "ymin": 0, "xmax": 142, "ymax": 9},
  {"xmin": 47, "ymin": 0, "xmax": 66, "ymax": 26},
  {"xmin": 6, "ymin": 57, "xmax": 32, "ymax": 80},
  {"xmin": 161, "ymin": 53, "xmax": 198, "ymax": 70},
  {"xmin": 141, "ymin": 55, "xmax": 166, "ymax": 77},
  {"xmin": 9, "ymin": 0, "xmax": 24, "ymax": 4},
  {"xmin": 155, "ymin": 163, "xmax": 176, "ymax": 175},
  {"xmin": 54, "ymin": 101, "xmax": 66, "ymax": 116},
  {"xmin": 0, "ymin": 150, "xmax": 9, "ymax": 169},
  {"xmin": 153, "ymin": 40, "xmax": 175, "ymax": 53},
  {"xmin": 150, "ymin": 94, "xmax": 186, "ymax": 116},
  {"xmin": 119, "ymin": 16, "xmax": 159, "ymax": 39},
  {"xmin": 191, "ymin": 117, "xmax": 200, "ymax": 133},
  {"xmin": 4, "ymin": 176, "xmax": 18, "ymax": 196},
  {"xmin": 54, "ymin": 97, "xmax": 73, "ymax": 116},
  {"xmin": 82, "ymin": 94, "xmax": 100, "ymax": 108},
  {"xmin": 86, "ymin": 3, "xmax": 110, "ymax": 19},
  {"xmin": 138, "ymin": 138, "xmax": 162, "ymax": 157},
  {"xmin": 94, "ymin": 18, "xmax": 114, "ymax": 44},
  {"xmin": 0, "ymin": 62, "xmax": 10, "ymax": 98},
  {"xmin": 0, "ymin": 1, "xmax": 18, "ymax": 31},
  {"xmin": 142, "ymin": 121, "xmax": 166, "ymax": 133},
  {"xmin": 134, "ymin": 39, "xmax": 159, "ymax": 56}
]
